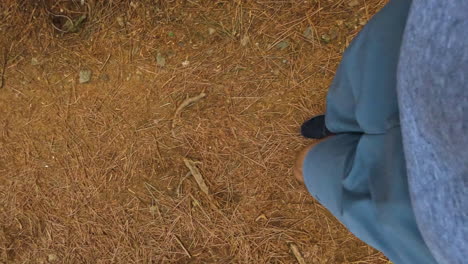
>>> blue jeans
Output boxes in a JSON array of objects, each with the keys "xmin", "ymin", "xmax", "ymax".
[{"xmin": 303, "ymin": 1, "xmax": 437, "ymax": 263}]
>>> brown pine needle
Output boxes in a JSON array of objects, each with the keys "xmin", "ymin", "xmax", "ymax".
[{"xmin": 174, "ymin": 235, "xmax": 192, "ymax": 259}]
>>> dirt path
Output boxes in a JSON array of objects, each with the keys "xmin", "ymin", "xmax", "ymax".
[{"xmin": 0, "ymin": 1, "xmax": 388, "ymax": 263}]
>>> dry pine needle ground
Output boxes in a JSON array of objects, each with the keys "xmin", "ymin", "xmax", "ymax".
[{"xmin": 0, "ymin": 0, "xmax": 391, "ymax": 263}]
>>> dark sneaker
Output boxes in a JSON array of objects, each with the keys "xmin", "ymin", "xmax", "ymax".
[{"xmin": 300, "ymin": 115, "xmax": 333, "ymax": 139}]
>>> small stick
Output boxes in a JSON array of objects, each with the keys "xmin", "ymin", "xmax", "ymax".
[
  {"xmin": 171, "ymin": 92, "xmax": 206, "ymax": 137},
  {"xmin": 174, "ymin": 235, "xmax": 192, "ymax": 259},
  {"xmin": 183, "ymin": 158, "xmax": 210, "ymax": 196},
  {"xmin": 289, "ymin": 243, "xmax": 306, "ymax": 264},
  {"xmin": 183, "ymin": 158, "xmax": 219, "ymax": 210}
]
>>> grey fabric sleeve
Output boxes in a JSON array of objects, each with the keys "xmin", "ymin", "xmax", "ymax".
[{"xmin": 397, "ymin": 1, "xmax": 468, "ymax": 264}]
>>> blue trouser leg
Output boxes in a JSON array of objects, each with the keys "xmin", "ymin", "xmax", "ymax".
[
  {"xmin": 302, "ymin": 0, "xmax": 439, "ymax": 263},
  {"xmin": 303, "ymin": 129, "xmax": 437, "ymax": 264},
  {"xmin": 325, "ymin": 0, "xmax": 410, "ymax": 134}
]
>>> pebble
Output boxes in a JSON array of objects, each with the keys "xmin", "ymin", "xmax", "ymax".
[
  {"xmin": 79, "ymin": 70, "xmax": 92, "ymax": 84},
  {"xmin": 348, "ymin": 0, "xmax": 359, "ymax": 7}
]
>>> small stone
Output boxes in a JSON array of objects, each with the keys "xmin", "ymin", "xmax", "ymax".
[
  {"xmin": 149, "ymin": 206, "xmax": 159, "ymax": 216},
  {"xmin": 303, "ymin": 27, "xmax": 313, "ymax": 40},
  {"xmin": 348, "ymin": 0, "xmax": 359, "ymax": 7},
  {"xmin": 276, "ymin": 40, "xmax": 289, "ymax": 50},
  {"xmin": 79, "ymin": 70, "xmax": 92, "ymax": 84},
  {"xmin": 208, "ymin": 28, "xmax": 216, "ymax": 35},
  {"xmin": 181, "ymin": 60, "xmax": 190, "ymax": 67},
  {"xmin": 31, "ymin": 57, "xmax": 39, "ymax": 66},
  {"xmin": 48, "ymin": 254, "xmax": 58, "ymax": 262},
  {"xmin": 116, "ymin": 16, "xmax": 125, "ymax": 27},
  {"xmin": 321, "ymin": 34, "xmax": 331, "ymax": 43},
  {"xmin": 156, "ymin": 53, "xmax": 166, "ymax": 67},
  {"xmin": 99, "ymin": 73, "xmax": 110, "ymax": 81},
  {"xmin": 240, "ymin": 35, "xmax": 249, "ymax": 46}
]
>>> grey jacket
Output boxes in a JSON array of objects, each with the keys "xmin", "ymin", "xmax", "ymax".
[{"xmin": 397, "ymin": 1, "xmax": 468, "ymax": 264}]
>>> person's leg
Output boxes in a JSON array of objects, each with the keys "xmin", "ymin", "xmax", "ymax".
[
  {"xmin": 294, "ymin": 137, "xmax": 329, "ymax": 183},
  {"xmin": 298, "ymin": 134, "xmax": 360, "ymax": 215},
  {"xmin": 296, "ymin": 130, "xmax": 438, "ymax": 264},
  {"xmin": 302, "ymin": 0, "xmax": 411, "ymax": 137}
]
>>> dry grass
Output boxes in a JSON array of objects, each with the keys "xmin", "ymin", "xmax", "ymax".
[{"xmin": 0, "ymin": 0, "xmax": 389, "ymax": 263}]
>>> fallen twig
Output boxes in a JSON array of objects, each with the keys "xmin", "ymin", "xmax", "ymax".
[
  {"xmin": 289, "ymin": 243, "xmax": 306, "ymax": 264},
  {"xmin": 183, "ymin": 158, "xmax": 210, "ymax": 196},
  {"xmin": 183, "ymin": 158, "xmax": 219, "ymax": 209},
  {"xmin": 171, "ymin": 92, "xmax": 206, "ymax": 137}
]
